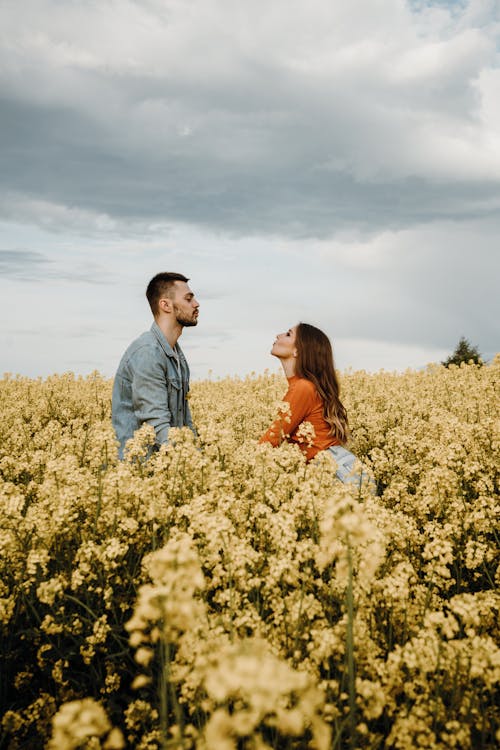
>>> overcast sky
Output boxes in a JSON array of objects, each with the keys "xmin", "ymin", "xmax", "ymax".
[{"xmin": 1, "ymin": 0, "xmax": 499, "ymax": 380}]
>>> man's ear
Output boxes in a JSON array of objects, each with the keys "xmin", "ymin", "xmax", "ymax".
[{"xmin": 158, "ymin": 297, "xmax": 173, "ymax": 314}]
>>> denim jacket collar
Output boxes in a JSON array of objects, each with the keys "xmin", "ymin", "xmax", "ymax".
[{"xmin": 150, "ymin": 321, "xmax": 186, "ymax": 364}]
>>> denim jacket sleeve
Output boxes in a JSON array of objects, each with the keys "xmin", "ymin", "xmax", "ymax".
[
  {"xmin": 130, "ymin": 346, "xmax": 172, "ymax": 446},
  {"xmin": 184, "ymin": 397, "xmax": 194, "ymax": 431}
]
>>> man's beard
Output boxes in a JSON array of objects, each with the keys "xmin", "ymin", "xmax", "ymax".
[
  {"xmin": 174, "ymin": 305, "xmax": 198, "ymax": 327},
  {"xmin": 177, "ymin": 317, "xmax": 197, "ymax": 327}
]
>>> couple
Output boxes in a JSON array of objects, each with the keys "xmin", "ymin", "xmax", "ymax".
[{"xmin": 112, "ymin": 272, "xmax": 371, "ymax": 488}]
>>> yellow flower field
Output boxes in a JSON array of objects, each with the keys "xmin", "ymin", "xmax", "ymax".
[{"xmin": 0, "ymin": 360, "xmax": 499, "ymax": 749}]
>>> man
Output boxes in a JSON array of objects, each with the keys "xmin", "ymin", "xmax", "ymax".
[{"xmin": 112, "ymin": 272, "xmax": 199, "ymax": 458}]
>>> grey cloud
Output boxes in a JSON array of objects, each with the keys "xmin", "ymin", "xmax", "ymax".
[
  {"xmin": 5, "ymin": 324, "xmax": 106, "ymax": 337},
  {"xmin": 315, "ymin": 228, "xmax": 499, "ymax": 356},
  {"xmin": 0, "ymin": 248, "xmax": 110, "ymax": 284},
  {"xmin": 191, "ymin": 288, "xmax": 228, "ymax": 301},
  {"xmin": 2, "ymin": 88, "xmax": 500, "ymax": 239},
  {"xmin": 0, "ymin": 0, "xmax": 499, "ymax": 374},
  {"xmin": 0, "ymin": 250, "xmax": 52, "ymax": 278},
  {"xmin": 69, "ymin": 326, "xmax": 107, "ymax": 339},
  {"xmin": 186, "ymin": 331, "xmax": 233, "ymax": 349},
  {"xmin": 1, "ymin": 8, "xmax": 500, "ymax": 241}
]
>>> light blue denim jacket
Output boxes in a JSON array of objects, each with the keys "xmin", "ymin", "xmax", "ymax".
[{"xmin": 112, "ymin": 321, "xmax": 194, "ymax": 458}]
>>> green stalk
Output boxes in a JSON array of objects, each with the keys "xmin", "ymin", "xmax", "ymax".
[
  {"xmin": 345, "ymin": 541, "xmax": 357, "ymax": 750},
  {"xmin": 159, "ymin": 629, "xmax": 185, "ymax": 749},
  {"xmin": 159, "ymin": 637, "xmax": 169, "ymax": 750}
]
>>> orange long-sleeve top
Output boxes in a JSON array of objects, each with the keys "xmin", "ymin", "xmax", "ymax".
[{"xmin": 259, "ymin": 375, "xmax": 340, "ymax": 461}]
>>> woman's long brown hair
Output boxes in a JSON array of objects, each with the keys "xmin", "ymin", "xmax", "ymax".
[{"xmin": 295, "ymin": 323, "xmax": 350, "ymax": 444}]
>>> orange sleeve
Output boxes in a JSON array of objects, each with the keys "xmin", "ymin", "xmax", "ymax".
[{"xmin": 260, "ymin": 379, "xmax": 317, "ymax": 446}]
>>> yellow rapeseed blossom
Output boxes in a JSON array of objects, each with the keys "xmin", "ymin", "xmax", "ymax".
[
  {"xmin": 201, "ymin": 638, "xmax": 330, "ymax": 750},
  {"xmin": 0, "ymin": 361, "xmax": 498, "ymax": 749},
  {"xmin": 126, "ymin": 533, "xmax": 205, "ymax": 651},
  {"xmin": 49, "ymin": 698, "xmax": 124, "ymax": 750}
]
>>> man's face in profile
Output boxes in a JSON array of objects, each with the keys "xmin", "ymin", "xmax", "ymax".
[{"xmin": 172, "ymin": 281, "xmax": 200, "ymax": 327}]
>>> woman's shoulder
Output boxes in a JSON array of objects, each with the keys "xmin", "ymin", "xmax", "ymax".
[{"xmin": 288, "ymin": 376, "xmax": 317, "ymax": 396}]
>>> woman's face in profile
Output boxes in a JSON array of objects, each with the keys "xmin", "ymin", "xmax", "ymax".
[{"xmin": 271, "ymin": 326, "xmax": 297, "ymax": 360}]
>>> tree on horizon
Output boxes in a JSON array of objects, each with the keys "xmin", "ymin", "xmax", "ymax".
[{"xmin": 442, "ymin": 336, "xmax": 483, "ymax": 367}]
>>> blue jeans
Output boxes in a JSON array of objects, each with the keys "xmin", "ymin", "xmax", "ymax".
[{"xmin": 327, "ymin": 445, "xmax": 376, "ymax": 492}]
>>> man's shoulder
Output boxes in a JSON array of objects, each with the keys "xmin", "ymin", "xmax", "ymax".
[
  {"xmin": 118, "ymin": 330, "xmax": 164, "ymax": 366},
  {"xmin": 124, "ymin": 329, "xmax": 156, "ymax": 353},
  {"xmin": 133, "ymin": 329, "xmax": 157, "ymax": 346}
]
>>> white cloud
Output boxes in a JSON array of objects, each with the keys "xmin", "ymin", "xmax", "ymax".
[
  {"xmin": 0, "ymin": 0, "xmax": 499, "ymax": 378},
  {"xmin": 2, "ymin": 0, "xmax": 499, "ymax": 189},
  {"xmin": 0, "ymin": 194, "xmax": 123, "ymax": 235},
  {"xmin": 2, "ymin": 214, "xmax": 497, "ymax": 380}
]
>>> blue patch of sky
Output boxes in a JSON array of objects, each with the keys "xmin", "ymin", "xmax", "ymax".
[{"xmin": 407, "ymin": 0, "xmax": 468, "ymax": 14}]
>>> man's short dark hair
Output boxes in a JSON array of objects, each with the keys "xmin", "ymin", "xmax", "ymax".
[{"xmin": 146, "ymin": 272, "xmax": 189, "ymax": 317}]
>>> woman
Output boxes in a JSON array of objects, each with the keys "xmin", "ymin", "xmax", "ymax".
[{"xmin": 260, "ymin": 322, "xmax": 372, "ymax": 488}]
